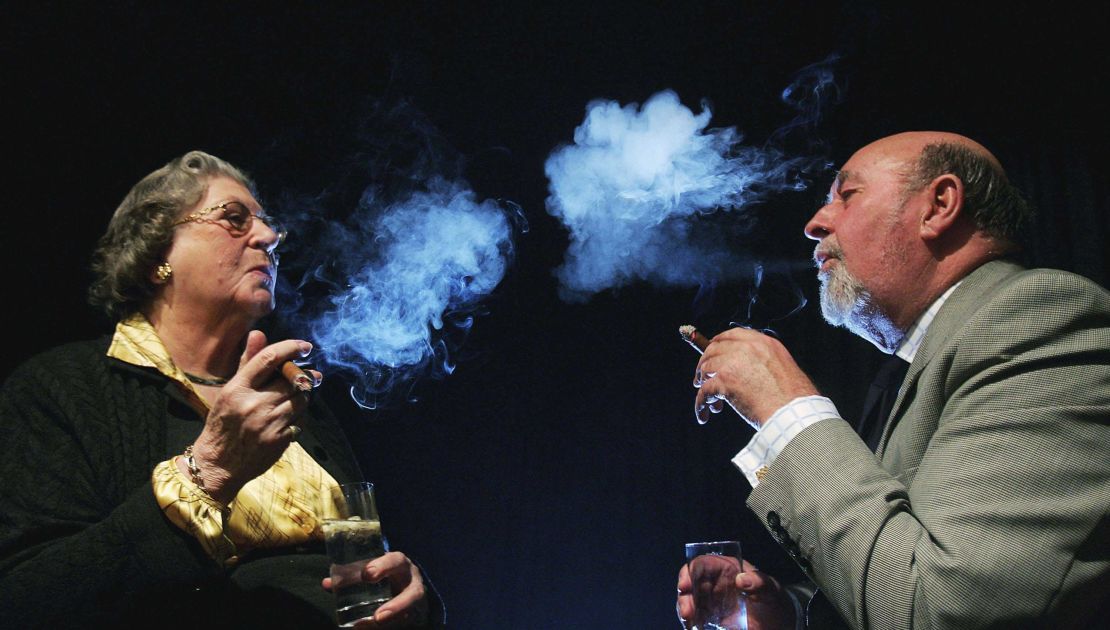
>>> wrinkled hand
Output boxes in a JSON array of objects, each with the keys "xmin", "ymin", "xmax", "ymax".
[
  {"xmin": 323, "ymin": 551, "xmax": 430, "ymax": 628},
  {"xmin": 186, "ymin": 330, "xmax": 321, "ymax": 504},
  {"xmin": 693, "ymin": 328, "xmax": 818, "ymax": 429},
  {"xmin": 677, "ymin": 559, "xmax": 798, "ymax": 630}
]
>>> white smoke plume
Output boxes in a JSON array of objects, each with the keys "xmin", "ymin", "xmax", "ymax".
[
  {"xmin": 544, "ymin": 90, "xmax": 810, "ymax": 300},
  {"xmin": 301, "ymin": 177, "xmax": 520, "ymax": 409}
]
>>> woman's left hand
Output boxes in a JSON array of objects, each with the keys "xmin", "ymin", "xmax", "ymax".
[{"xmin": 322, "ymin": 551, "xmax": 430, "ymax": 628}]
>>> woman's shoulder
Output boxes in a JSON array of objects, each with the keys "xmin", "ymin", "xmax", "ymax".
[
  {"xmin": 5, "ymin": 336, "xmax": 116, "ymax": 393},
  {"xmin": 19, "ymin": 336, "xmax": 112, "ymax": 371}
]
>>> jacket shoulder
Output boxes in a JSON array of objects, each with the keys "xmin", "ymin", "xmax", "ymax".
[
  {"xmin": 921, "ymin": 263, "xmax": 1108, "ymax": 362},
  {"xmin": 976, "ymin": 266, "xmax": 1110, "ymax": 325}
]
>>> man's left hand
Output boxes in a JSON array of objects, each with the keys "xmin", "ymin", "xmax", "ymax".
[
  {"xmin": 693, "ymin": 328, "xmax": 818, "ymax": 428},
  {"xmin": 677, "ymin": 558, "xmax": 799, "ymax": 630}
]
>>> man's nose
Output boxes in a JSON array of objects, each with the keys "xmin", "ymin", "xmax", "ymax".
[{"xmin": 804, "ymin": 204, "xmax": 833, "ymax": 241}]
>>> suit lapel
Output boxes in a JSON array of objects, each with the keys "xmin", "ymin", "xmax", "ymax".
[{"xmin": 875, "ymin": 260, "xmax": 1024, "ymax": 457}]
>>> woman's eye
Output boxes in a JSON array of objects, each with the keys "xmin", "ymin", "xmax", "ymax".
[{"xmin": 223, "ymin": 206, "xmax": 249, "ymax": 229}]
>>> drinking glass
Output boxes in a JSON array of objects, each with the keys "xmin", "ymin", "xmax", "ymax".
[
  {"xmin": 684, "ymin": 540, "xmax": 746, "ymax": 630},
  {"xmin": 323, "ymin": 482, "xmax": 392, "ymax": 627}
]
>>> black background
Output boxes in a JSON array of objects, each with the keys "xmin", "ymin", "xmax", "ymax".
[{"xmin": 4, "ymin": 2, "xmax": 1107, "ymax": 628}]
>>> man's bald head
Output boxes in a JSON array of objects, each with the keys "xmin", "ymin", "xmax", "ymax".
[
  {"xmin": 862, "ymin": 131, "xmax": 1002, "ymax": 168},
  {"xmin": 874, "ymin": 131, "xmax": 1033, "ymax": 245}
]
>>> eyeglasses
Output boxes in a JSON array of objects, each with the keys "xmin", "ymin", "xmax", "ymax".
[{"xmin": 173, "ymin": 201, "xmax": 288, "ymax": 247}]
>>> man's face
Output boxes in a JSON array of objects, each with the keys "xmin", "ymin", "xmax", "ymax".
[{"xmin": 804, "ymin": 139, "xmax": 921, "ymax": 339}]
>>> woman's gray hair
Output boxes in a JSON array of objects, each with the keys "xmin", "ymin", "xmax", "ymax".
[
  {"xmin": 89, "ymin": 150, "xmax": 254, "ymax": 321},
  {"xmin": 904, "ymin": 142, "xmax": 1034, "ymax": 244}
]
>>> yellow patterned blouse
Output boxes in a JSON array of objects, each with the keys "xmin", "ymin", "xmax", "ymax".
[{"xmin": 110, "ymin": 314, "xmax": 342, "ymax": 567}]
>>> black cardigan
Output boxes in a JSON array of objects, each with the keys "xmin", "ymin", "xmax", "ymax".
[{"xmin": 0, "ymin": 337, "xmax": 439, "ymax": 628}]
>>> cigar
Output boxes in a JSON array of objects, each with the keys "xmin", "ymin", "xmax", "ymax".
[
  {"xmin": 678, "ymin": 324, "xmax": 712, "ymax": 354},
  {"xmin": 281, "ymin": 361, "xmax": 315, "ymax": 392}
]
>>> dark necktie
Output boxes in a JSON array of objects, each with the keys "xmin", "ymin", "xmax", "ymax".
[{"xmin": 857, "ymin": 355, "xmax": 910, "ymax": 452}]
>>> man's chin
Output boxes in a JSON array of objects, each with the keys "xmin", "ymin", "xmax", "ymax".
[
  {"xmin": 818, "ymin": 285, "xmax": 871, "ymax": 332},
  {"xmin": 818, "ymin": 281, "xmax": 850, "ymax": 325},
  {"xmin": 819, "ymin": 298, "xmax": 851, "ymax": 328}
]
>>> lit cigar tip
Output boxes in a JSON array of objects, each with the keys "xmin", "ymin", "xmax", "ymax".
[
  {"xmin": 282, "ymin": 361, "xmax": 316, "ymax": 392},
  {"xmin": 679, "ymin": 324, "xmax": 711, "ymax": 353}
]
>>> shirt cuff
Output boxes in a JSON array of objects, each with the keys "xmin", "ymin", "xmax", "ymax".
[
  {"xmin": 732, "ymin": 396, "xmax": 841, "ymax": 487},
  {"xmin": 152, "ymin": 458, "xmax": 238, "ymax": 566}
]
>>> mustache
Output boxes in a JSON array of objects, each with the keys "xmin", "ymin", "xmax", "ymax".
[{"xmin": 813, "ymin": 241, "xmax": 844, "ymax": 268}]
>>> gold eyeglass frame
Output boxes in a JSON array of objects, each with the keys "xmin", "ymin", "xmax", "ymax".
[{"xmin": 172, "ymin": 201, "xmax": 288, "ymax": 246}]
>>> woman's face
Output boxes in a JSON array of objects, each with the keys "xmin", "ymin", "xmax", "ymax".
[{"xmin": 160, "ymin": 176, "xmax": 282, "ymax": 322}]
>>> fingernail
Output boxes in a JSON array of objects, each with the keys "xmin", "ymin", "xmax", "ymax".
[
  {"xmin": 298, "ymin": 342, "xmax": 312, "ymax": 356},
  {"xmin": 374, "ymin": 609, "xmax": 393, "ymax": 622},
  {"xmin": 738, "ymin": 576, "xmax": 753, "ymax": 590}
]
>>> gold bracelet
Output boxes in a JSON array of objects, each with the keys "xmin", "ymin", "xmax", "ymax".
[{"xmin": 182, "ymin": 445, "xmax": 205, "ymax": 490}]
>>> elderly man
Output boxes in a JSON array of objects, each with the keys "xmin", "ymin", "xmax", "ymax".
[{"xmin": 678, "ymin": 132, "xmax": 1110, "ymax": 629}]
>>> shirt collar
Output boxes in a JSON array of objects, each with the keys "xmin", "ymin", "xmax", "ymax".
[
  {"xmin": 894, "ymin": 281, "xmax": 962, "ymax": 363},
  {"xmin": 108, "ymin": 313, "xmax": 207, "ymax": 409}
]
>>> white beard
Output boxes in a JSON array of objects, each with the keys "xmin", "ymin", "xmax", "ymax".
[
  {"xmin": 817, "ymin": 254, "xmax": 907, "ymax": 353},
  {"xmin": 818, "ymin": 259, "xmax": 877, "ymax": 335}
]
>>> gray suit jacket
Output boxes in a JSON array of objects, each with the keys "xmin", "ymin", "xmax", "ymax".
[{"xmin": 748, "ymin": 260, "xmax": 1110, "ymax": 629}]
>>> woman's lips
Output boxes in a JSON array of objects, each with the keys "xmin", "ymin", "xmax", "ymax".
[{"xmin": 249, "ymin": 266, "xmax": 275, "ymax": 285}]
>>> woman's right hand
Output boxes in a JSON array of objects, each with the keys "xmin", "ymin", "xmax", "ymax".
[{"xmin": 184, "ymin": 330, "xmax": 319, "ymax": 504}]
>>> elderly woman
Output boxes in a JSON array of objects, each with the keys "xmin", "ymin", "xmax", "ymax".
[{"xmin": 0, "ymin": 151, "xmax": 441, "ymax": 628}]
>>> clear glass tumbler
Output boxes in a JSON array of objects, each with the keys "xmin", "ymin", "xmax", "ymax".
[
  {"xmin": 684, "ymin": 540, "xmax": 746, "ymax": 630},
  {"xmin": 323, "ymin": 482, "xmax": 392, "ymax": 627}
]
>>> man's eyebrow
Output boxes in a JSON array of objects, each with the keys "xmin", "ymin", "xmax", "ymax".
[
  {"xmin": 835, "ymin": 170, "xmax": 856, "ymax": 188},
  {"xmin": 824, "ymin": 170, "xmax": 854, "ymax": 204}
]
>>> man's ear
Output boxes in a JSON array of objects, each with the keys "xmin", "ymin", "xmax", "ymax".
[{"xmin": 919, "ymin": 174, "xmax": 965, "ymax": 240}]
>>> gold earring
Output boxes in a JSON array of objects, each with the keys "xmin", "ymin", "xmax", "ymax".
[{"xmin": 155, "ymin": 262, "xmax": 173, "ymax": 283}]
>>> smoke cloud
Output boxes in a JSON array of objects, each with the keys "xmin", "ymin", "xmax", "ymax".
[
  {"xmin": 290, "ymin": 177, "xmax": 521, "ymax": 409},
  {"xmin": 545, "ymin": 62, "xmax": 837, "ymax": 301},
  {"xmin": 544, "ymin": 90, "xmax": 803, "ymax": 299}
]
